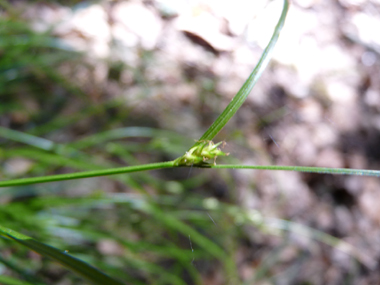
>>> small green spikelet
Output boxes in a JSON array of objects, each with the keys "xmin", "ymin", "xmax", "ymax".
[{"xmin": 174, "ymin": 140, "xmax": 229, "ymax": 166}]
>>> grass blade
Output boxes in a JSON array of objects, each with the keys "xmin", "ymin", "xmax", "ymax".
[
  {"xmin": 0, "ymin": 127, "xmax": 54, "ymax": 151},
  {"xmin": 0, "ymin": 161, "xmax": 175, "ymax": 187},
  {"xmin": 0, "ymin": 225, "xmax": 124, "ymax": 285},
  {"xmin": 198, "ymin": 0, "xmax": 289, "ymax": 142},
  {"xmin": 205, "ymin": 164, "xmax": 380, "ymax": 177},
  {"xmin": 70, "ymin": 127, "xmax": 187, "ymax": 149},
  {"xmin": 149, "ymin": 206, "xmax": 238, "ymax": 282}
]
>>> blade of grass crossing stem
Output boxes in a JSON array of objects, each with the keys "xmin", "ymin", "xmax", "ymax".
[
  {"xmin": 0, "ymin": 225, "xmax": 125, "ymax": 285},
  {"xmin": 197, "ymin": 0, "xmax": 289, "ymax": 143}
]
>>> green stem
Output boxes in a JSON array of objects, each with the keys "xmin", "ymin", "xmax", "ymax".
[
  {"xmin": 198, "ymin": 0, "xmax": 289, "ymax": 142},
  {"xmin": 203, "ymin": 164, "xmax": 380, "ymax": 177},
  {"xmin": 0, "ymin": 161, "xmax": 175, "ymax": 187}
]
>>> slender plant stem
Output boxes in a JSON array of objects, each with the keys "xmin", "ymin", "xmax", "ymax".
[
  {"xmin": 3, "ymin": 161, "xmax": 378, "ymax": 188},
  {"xmin": 0, "ymin": 161, "xmax": 175, "ymax": 187},
  {"xmin": 202, "ymin": 164, "xmax": 380, "ymax": 177},
  {"xmin": 197, "ymin": 0, "xmax": 289, "ymax": 143}
]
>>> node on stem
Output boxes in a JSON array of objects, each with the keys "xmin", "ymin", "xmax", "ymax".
[{"xmin": 173, "ymin": 140, "xmax": 229, "ymax": 167}]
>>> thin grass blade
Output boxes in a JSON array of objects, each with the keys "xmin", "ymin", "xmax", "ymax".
[
  {"xmin": 206, "ymin": 164, "xmax": 380, "ymax": 177},
  {"xmin": 0, "ymin": 225, "xmax": 125, "ymax": 285},
  {"xmin": 0, "ymin": 162, "xmax": 175, "ymax": 187},
  {"xmin": 197, "ymin": 0, "xmax": 289, "ymax": 143}
]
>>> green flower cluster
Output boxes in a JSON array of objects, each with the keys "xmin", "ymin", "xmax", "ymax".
[{"xmin": 174, "ymin": 140, "xmax": 229, "ymax": 166}]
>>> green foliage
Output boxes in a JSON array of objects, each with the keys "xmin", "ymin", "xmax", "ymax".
[{"xmin": 0, "ymin": 226, "xmax": 124, "ymax": 285}]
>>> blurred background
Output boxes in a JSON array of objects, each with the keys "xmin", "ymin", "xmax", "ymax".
[{"xmin": 1, "ymin": 0, "xmax": 380, "ymax": 284}]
